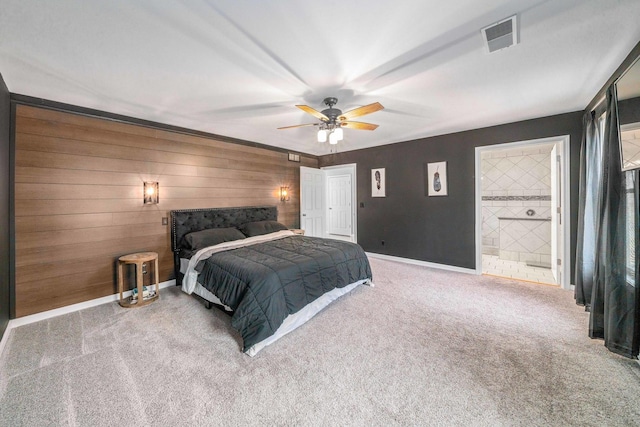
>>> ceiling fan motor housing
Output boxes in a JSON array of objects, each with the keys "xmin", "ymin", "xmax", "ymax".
[
  {"xmin": 321, "ymin": 97, "xmax": 342, "ymax": 123},
  {"xmin": 321, "ymin": 107, "xmax": 342, "ymax": 122}
]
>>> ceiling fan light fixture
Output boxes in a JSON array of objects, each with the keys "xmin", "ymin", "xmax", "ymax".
[
  {"xmin": 280, "ymin": 97, "xmax": 383, "ymax": 147},
  {"xmin": 334, "ymin": 127, "xmax": 343, "ymax": 141}
]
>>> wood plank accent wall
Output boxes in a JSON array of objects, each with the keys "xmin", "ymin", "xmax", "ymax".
[{"xmin": 14, "ymin": 104, "xmax": 317, "ymax": 317}]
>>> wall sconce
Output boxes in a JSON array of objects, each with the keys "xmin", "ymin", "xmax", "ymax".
[
  {"xmin": 280, "ymin": 186, "xmax": 290, "ymax": 202},
  {"xmin": 144, "ymin": 182, "xmax": 159, "ymax": 204}
]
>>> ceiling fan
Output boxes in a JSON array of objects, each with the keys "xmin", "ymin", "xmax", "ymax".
[{"xmin": 278, "ymin": 97, "xmax": 384, "ymax": 144}]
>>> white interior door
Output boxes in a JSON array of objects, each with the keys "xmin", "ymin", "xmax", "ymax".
[
  {"xmin": 327, "ymin": 174, "xmax": 352, "ymax": 237},
  {"xmin": 550, "ymin": 144, "xmax": 562, "ymax": 284},
  {"xmin": 300, "ymin": 166, "xmax": 325, "ymax": 237}
]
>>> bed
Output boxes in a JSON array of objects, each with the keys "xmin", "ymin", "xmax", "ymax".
[{"xmin": 170, "ymin": 206, "xmax": 373, "ymax": 356}]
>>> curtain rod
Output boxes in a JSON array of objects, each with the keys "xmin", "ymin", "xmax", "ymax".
[{"xmin": 591, "ymin": 95, "xmax": 606, "ymax": 113}]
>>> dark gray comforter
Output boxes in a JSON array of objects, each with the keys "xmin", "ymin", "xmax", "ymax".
[{"xmin": 194, "ymin": 235, "xmax": 372, "ymax": 351}]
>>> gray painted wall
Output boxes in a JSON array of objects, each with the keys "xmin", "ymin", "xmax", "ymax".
[
  {"xmin": 0, "ymin": 73, "xmax": 10, "ymax": 339},
  {"xmin": 319, "ymin": 112, "xmax": 582, "ymax": 276}
]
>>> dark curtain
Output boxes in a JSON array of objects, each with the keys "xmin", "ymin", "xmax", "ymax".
[
  {"xmin": 575, "ymin": 86, "xmax": 640, "ymax": 358},
  {"xmin": 575, "ymin": 110, "xmax": 603, "ymax": 307}
]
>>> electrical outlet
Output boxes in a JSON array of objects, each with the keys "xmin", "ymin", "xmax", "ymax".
[{"xmin": 162, "ymin": 217, "xmax": 168, "ymax": 225}]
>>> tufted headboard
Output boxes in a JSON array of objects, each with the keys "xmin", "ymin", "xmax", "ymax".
[
  {"xmin": 170, "ymin": 205, "xmax": 278, "ymax": 252},
  {"xmin": 170, "ymin": 206, "xmax": 278, "ymax": 284}
]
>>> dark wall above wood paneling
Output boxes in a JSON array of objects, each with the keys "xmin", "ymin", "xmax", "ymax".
[
  {"xmin": 0, "ymin": 74, "xmax": 10, "ymax": 339},
  {"xmin": 319, "ymin": 112, "xmax": 583, "ymax": 276},
  {"xmin": 13, "ymin": 104, "xmax": 317, "ymax": 317},
  {"xmin": 0, "ymin": 74, "xmax": 9, "ymax": 338}
]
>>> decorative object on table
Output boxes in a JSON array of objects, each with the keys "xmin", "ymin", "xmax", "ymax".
[
  {"xmin": 371, "ymin": 168, "xmax": 386, "ymax": 197},
  {"xmin": 426, "ymin": 161, "xmax": 448, "ymax": 196},
  {"xmin": 131, "ymin": 286, "xmax": 157, "ymax": 301}
]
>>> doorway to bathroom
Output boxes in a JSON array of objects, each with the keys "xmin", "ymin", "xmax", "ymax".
[{"xmin": 475, "ymin": 136, "xmax": 570, "ymax": 289}]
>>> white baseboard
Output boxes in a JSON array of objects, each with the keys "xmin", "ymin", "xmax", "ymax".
[
  {"xmin": 0, "ymin": 279, "xmax": 176, "ymax": 359},
  {"xmin": 366, "ymin": 252, "xmax": 477, "ymax": 275}
]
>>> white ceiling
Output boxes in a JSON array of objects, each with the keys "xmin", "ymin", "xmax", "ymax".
[{"xmin": 1, "ymin": 0, "xmax": 640, "ymax": 155}]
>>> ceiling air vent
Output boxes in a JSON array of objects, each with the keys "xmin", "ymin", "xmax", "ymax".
[{"xmin": 482, "ymin": 15, "xmax": 518, "ymax": 53}]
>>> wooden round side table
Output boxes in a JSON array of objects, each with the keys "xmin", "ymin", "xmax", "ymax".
[{"xmin": 117, "ymin": 252, "xmax": 159, "ymax": 308}]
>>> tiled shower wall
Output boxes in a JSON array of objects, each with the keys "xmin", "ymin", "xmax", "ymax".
[{"xmin": 481, "ymin": 145, "xmax": 553, "ymax": 266}]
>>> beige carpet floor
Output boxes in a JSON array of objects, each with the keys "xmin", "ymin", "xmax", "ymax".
[{"xmin": 1, "ymin": 257, "xmax": 640, "ymax": 426}]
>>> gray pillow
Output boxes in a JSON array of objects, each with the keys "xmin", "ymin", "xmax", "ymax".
[
  {"xmin": 238, "ymin": 220, "xmax": 288, "ymax": 237},
  {"xmin": 183, "ymin": 227, "xmax": 245, "ymax": 250}
]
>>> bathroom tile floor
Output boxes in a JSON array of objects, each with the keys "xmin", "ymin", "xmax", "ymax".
[{"xmin": 482, "ymin": 254, "xmax": 557, "ymax": 285}]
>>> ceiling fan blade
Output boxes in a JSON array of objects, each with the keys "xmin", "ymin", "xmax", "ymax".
[
  {"xmin": 339, "ymin": 102, "xmax": 384, "ymax": 121},
  {"xmin": 277, "ymin": 123, "xmax": 318, "ymax": 130},
  {"xmin": 296, "ymin": 105, "xmax": 329, "ymax": 121},
  {"xmin": 341, "ymin": 121, "xmax": 379, "ymax": 131}
]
